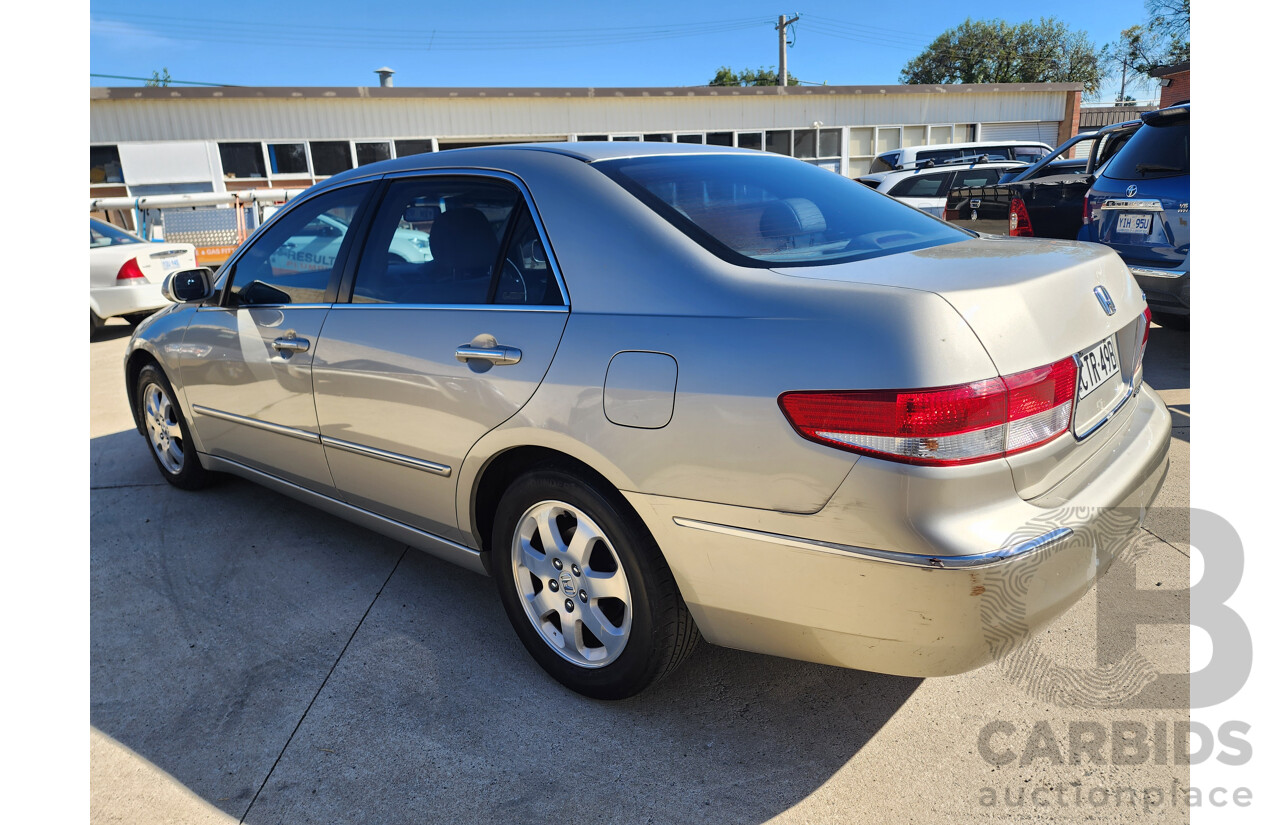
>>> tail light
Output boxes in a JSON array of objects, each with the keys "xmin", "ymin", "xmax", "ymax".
[
  {"xmin": 116, "ymin": 258, "xmax": 145, "ymax": 282},
  {"xmin": 1009, "ymin": 197, "xmax": 1033, "ymax": 236},
  {"xmin": 1134, "ymin": 307, "xmax": 1152, "ymax": 381},
  {"xmin": 778, "ymin": 357, "xmax": 1078, "ymax": 466}
]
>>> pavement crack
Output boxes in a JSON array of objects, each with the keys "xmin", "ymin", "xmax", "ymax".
[
  {"xmin": 239, "ymin": 545, "xmax": 409, "ymax": 823},
  {"xmin": 1142, "ymin": 526, "xmax": 1191, "ymax": 558}
]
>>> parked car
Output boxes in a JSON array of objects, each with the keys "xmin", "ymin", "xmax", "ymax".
[
  {"xmin": 856, "ymin": 159, "xmax": 1029, "ymax": 217},
  {"xmin": 1080, "ymin": 104, "xmax": 1190, "ymax": 329},
  {"xmin": 942, "ymin": 119, "xmax": 1142, "ymax": 240},
  {"xmin": 125, "ymin": 143, "xmax": 1170, "ymax": 698},
  {"xmin": 90, "ymin": 218, "xmax": 196, "ymax": 335},
  {"xmin": 867, "ymin": 140, "xmax": 1052, "ymax": 173}
]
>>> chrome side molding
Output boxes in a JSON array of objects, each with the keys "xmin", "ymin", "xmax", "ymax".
[
  {"xmin": 192, "ymin": 405, "xmax": 320, "ymax": 443},
  {"xmin": 321, "ymin": 436, "xmax": 451, "ymax": 477},
  {"xmin": 672, "ymin": 518, "xmax": 1075, "ymax": 569}
]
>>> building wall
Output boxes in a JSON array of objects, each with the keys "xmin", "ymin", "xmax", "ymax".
[
  {"xmin": 1158, "ymin": 71, "xmax": 1190, "ymax": 107},
  {"xmin": 90, "ymin": 84, "xmax": 1081, "ymax": 197}
]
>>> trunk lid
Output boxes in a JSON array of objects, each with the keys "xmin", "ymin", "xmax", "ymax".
[{"xmin": 772, "ymin": 235, "xmax": 1150, "ymax": 499}]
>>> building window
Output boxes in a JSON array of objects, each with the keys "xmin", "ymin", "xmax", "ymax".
[
  {"xmin": 356, "ymin": 142, "xmax": 392, "ymax": 166},
  {"xmin": 268, "ymin": 143, "xmax": 309, "ymax": 175},
  {"xmin": 576, "ymin": 135, "xmax": 608, "ymax": 141},
  {"xmin": 765, "ymin": 130, "xmax": 791, "ymax": 155},
  {"xmin": 676, "ymin": 134, "xmax": 704, "ymax": 144},
  {"xmin": 737, "ymin": 132, "xmax": 763, "ymax": 151},
  {"xmin": 91, "ymin": 145, "xmax": 123, "ymax": 184},
  {"xmin": 707, "ymin": 132, "xmax": 733, "ymax": 147},
  {"xmin": 219, "ymin": 142, "xmax": 267, "ymax": 179},
  {"xmin": 394, "ymin": 139, "xmax": 435, "ymax": 157},
  {"xmin": 644, "ymin": 133, "xmax": 672, "ymax": 142},
  {"xmin": 310, "ymin": 141, "xmax": 353, "ymax": 176}
]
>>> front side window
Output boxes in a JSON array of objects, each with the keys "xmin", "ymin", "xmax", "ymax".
[
  {"xmin": 596, "ymin": 153, "xmax": 968, "ymax": 268},
  {"xmin": 227, "ymin": 183, "xmax": 372, "ymax": 306},
  {"xmin": 352, "ymin": 177, "xmax": 534, "ymax": 305}
]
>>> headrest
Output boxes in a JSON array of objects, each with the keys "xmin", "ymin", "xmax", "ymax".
[
  {"xmin": 430, "ymin": 207, "xmax": 498, "ymax": 271},
  {"xmin": 759, "ymin": 198, "xmax": 827, "ymax": 238}
]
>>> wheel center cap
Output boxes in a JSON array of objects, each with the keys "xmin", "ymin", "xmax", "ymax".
[{"xmin": 559, "ymin": 573, "xmax": 576, "ymax": 597}]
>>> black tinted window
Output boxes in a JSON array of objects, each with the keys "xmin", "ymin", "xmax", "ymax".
[
  {"xmin": 352, "ymin": 177, "xmax": 521, "ymax": 305},
  {"xmin": 229, "ymin": 183, "xmax": 372, "ymax": 306},
  {"xmin": 1102, "ymin": 117, "xmax": 1189, "ymax": 180},
  {"xmin": 596, "ymin": 154, "xmax": 968, "ymax": 267},
  {"xmin": 868, "ymin": 153, "xmax": 898, "ymax": 173},
  {"xmin": 219, "ymin": 143, "xmax": 266, "ymax": 179},
  {"xmin": 310, "ymin": 141, "xmax": 353, "ymax": 176},
  {"xmin": 888, "ymin": 173, "xmax": 953, "ymax": 198}
]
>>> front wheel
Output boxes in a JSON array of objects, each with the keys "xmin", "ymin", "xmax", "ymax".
[
  {"xmin": 492, "ymin": 466, "xmax": 699, "ymax": 699},
  {"xmin": 136, "ymin": 364, "xmax": 212, "ymax": 490}
]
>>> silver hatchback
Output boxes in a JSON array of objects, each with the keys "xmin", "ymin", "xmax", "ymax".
[{"xmin": 126, "ymin": 143, "xmax": 1171, "ymax": 698}]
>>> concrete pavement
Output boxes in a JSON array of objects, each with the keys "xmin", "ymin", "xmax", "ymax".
[{"xmin": 91, "ymin": 319, "xmax": 1191, "ymax": 824}]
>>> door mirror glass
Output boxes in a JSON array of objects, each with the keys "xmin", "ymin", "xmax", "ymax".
[{"xmin": 162, "ymin": 268, "xmax": 215, "ymax": 303}]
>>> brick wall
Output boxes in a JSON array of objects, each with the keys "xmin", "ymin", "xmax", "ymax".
[
  {"xmin": 1058, "ymin": 90, "xmax": 1083, "ymax": 145},
  {"xmin": 1158, "ymin": 71, "xmax": 1190, "ymax": 107}
]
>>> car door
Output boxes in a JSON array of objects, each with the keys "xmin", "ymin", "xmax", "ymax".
[
  {"xmin": 312, "ymin": 172, "xmax": 569, "ymax": 541},
  {"xmin": 178, "ymin": 181, "xmax": 375, "ymax": 494}
]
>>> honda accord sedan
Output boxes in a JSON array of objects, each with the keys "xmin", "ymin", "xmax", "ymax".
[{"xmin": 124, "ymin": 142, "xmax": 1171, "ymax": 699}]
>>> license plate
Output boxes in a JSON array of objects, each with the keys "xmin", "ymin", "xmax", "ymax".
[
  {"xmin": 1116, "ymin": 213, "xmax": 1152, "ymax": 233},
  {"xmin": 161, "ymin": 257, "xmax": 184, "ymax": 271},
  {"xmin": 1077, "ymin": 335, "xmax": 1120, "ymax": 400}
]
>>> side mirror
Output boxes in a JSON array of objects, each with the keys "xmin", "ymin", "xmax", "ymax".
[{"xmin": 162, "ymin": 268, "xmax": 215, "ymax": 304}]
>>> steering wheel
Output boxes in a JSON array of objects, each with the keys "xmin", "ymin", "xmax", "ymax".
[{"xmin": 497, "ymin": 259, "xmax": 528, "ymax": 304}]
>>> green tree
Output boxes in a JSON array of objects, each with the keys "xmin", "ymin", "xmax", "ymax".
[
  {"xmin": 708, "ymin": 65, "xmax": 796, "ymax": 86},
  {"xmin": 899, "ymin": 18, "xmax": 1102, "ymax": 97},
  {"xmin": 146, "ymin": 68, "xmax": 172, "ymax": 87}
]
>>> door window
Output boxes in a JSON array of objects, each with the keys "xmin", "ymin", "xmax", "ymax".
[
  {"xmin": 226, "ymin": 183, "xmax": 373, "ymax": 306},
  {"xmin": 888, "ymin": 172, "xmax": 954, "ymax": 198},
  {"xmin": 953, "ymin": 168, "xmax": 1006, "ymax": 188},
  {"xmin": 351, "ymin": 177, "xmax": 523, "ymax": 305}
]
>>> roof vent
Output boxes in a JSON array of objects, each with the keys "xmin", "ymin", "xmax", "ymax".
[{"xmin": 375, "ymin": 67, "xmax": 395, "ymax": 88}]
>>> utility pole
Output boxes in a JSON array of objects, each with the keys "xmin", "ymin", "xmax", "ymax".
[{"xmin": 776, "ymin": 14, "xmax": 800, "ymax": 86}]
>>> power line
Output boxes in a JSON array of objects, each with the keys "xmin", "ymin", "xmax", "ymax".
[{"xmin": 89, "ymin": 72, "xmax": 235, "ymax": 87}]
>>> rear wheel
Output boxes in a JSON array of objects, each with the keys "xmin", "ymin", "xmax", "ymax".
[
  {"xmin": 492, "ymin": 466, "xmax": 699, "ymax": 699},
  {"xmin": 135, "ymin": 364, "xmax": 212, "ymax": 490}
]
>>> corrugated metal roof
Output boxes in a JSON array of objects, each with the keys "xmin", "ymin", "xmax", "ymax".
[{"xmin": 1079, "ymin": 106, "xmax": 1156, "ymax": 129}]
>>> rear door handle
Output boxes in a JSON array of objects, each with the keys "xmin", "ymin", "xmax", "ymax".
[
  {"xmin": 455, "ymin": 344, "xmax": 521, "ymax": 366},
  {"xmin": 272, "ymin": 336, "xmax": 311, "ymax": 354}
]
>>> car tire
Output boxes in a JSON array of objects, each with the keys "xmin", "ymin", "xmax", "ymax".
[
  {"xmin": 492, "ymin": 465, "xmax": 699, "ymax": 699},
  {"xmin": 1152, "ymin": 311, "xmax": 1189, "ymax": 331},
  {"xmin": 135, "ymin": 363, "xmax": 213, "ymax": 490}
]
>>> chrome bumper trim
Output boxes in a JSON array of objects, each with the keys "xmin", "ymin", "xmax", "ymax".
[
  {"xmin": 320, "ymin": 435, "xmax": 451, "ymax": 477},
  {"xmin": 192, "ymin": 405, "xmax": 320, "ymax": 443},
  {"xmin": 1129, "ymin": 266, "xmax": 1187, "ymax": 280},
  {"xmin": 671, "ymin": 518, "xmax": 1075, "ymax": 569}
]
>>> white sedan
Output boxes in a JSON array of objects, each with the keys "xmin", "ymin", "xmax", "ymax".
[{"xmin": 90, "ymin": 218, "xmax": 197, "ymax": 335}]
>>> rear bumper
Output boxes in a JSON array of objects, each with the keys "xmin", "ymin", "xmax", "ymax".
[
  {"xmin": 1129, "ymin": 265, "xmax": 1189, "ymax": 315},
  {"xmin": 90, "ymin": 282, "xmax": 166, "ymax": 320},
  {"xmin": 626, "ymin": 383, "xmax": 1171, "ymax": 677}
]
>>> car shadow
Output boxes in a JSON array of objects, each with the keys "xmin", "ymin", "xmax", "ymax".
[
  {"xmin": 91, "ymin": 429, "xmax": 921, "ymax": 824},
  {"xmin": 1143, "ymin": 323, "xmax": 1189, "ymax": 443}
]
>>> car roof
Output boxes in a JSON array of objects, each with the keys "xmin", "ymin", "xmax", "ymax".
[{"xmin": 875, "ymin": 140, "xmax": 1051, "ymax": 158}]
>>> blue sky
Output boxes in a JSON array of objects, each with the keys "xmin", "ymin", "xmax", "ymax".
[{"xmin": 89, "ymin": 0, "xmax": 1158, "ymax": 103}]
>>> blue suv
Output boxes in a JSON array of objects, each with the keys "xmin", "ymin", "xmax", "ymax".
[{"xmin": 1081, "ymin": 104, "xmax": 1190, "ymax": 329}]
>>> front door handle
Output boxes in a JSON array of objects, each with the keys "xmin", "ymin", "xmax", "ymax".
[
  {"xmin": 455, "ymin": 344, "xmax": 521, "ymax": 366},
  {"xmin": 272, "ymin": 336, "xmax": 311, "ymax": 354}
]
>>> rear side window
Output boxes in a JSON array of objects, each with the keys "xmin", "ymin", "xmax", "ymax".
[
  {"xmin": 595, "ymin": 153, "xmax": 968, "ymax": 267},
  {"xmin": 953, "ymin": 168, "xmax": 1007, "ymax": 188},
  {"xmin": 887, "ymin": 173, "xmax": 954, "ymax": 198},
  {"xmin": 1101, "ymin": 117, "xmax": 1189, "ymax": 180}
]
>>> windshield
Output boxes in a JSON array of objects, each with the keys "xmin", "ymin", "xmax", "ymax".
[
  {"xmin": 89, "ymin": 218, "xmax": 143, "ymax": 248},
  {"xmin": 594, "ymin": 154, "xmax": 969, "ymax": 267}
]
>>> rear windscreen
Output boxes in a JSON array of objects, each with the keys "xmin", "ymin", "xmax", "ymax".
[
  {"xmin": 1101, "ymin": 116, "xmax": 1189, "ymax": 180},
  {"xmin": 594, "ymin": 154, "xmax": 969, "ymax": 268}
]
